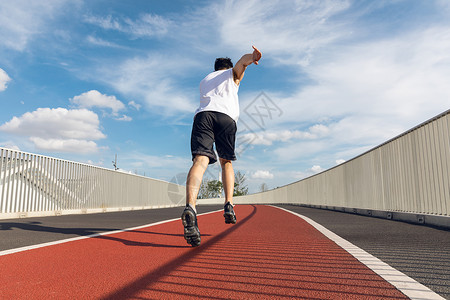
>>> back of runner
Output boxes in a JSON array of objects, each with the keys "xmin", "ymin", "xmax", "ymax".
[{"xmin": 182, "ymin": 46, "xmax": 262, "ymax": 247}]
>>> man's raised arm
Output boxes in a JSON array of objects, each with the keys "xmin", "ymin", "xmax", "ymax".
[{"xmin": 233, "ymin": 45, "xmax": 262, "ymax": 85}]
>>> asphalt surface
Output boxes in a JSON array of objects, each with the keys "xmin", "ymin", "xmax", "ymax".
[{"xmin": 1, "ymin": 204, "xmax": 448, "ymax": 299}]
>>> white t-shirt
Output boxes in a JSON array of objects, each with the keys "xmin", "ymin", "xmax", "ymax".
[{"xmin": 195, "ymin": 68, "xmax": 240, "ymax": 121}]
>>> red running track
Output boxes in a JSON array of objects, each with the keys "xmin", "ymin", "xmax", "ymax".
[{"xmin": 0, "ymin": 205, "xmax": 407, "ymax": 299}]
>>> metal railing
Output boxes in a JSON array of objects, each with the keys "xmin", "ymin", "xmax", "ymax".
[
  {"xmin": 0, "ymin": 149, "xmax": 185, "ymax": 219},
  {"xmin": 232, "ymin": 109, "xmax": 449, "ymax": 219}
]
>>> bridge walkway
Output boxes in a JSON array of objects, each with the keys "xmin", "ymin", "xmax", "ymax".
[{"xmin": 0, "ymin": 205, "xmax": 448, "ymax": 299}]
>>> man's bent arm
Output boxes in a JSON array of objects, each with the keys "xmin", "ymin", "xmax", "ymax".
[{"xmin": 233, "ymin": 45, "xmax": 262, "ymax": 85}]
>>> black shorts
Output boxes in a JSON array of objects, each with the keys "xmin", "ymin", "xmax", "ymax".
[{"xmin": 191, "ymin": 111, "xmax": 237, "ymax": 164}]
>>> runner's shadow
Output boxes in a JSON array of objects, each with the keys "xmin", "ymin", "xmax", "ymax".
[
  {"xmin": 93, "ymin": 230, "xmax": 212, "ymax": 248},
  {"xmin": 93, "ymin": 235, "xmax": 191, "ymax": 248},
  {"xmin": 0, "ymin": 222, "xmax": 211, "ymax": 249},
  {"xmin": 0, "ymin": 221, "xmax": 118, "ymax": 236},
  {"xmin": 128, "ymin": 230, "xmax": 211, "ymax": 238}
]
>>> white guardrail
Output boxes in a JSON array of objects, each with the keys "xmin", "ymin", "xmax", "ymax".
[
  {"xmin": 230, "ymin": 110, "xmax": 450, "ymax": 224},
  {"xmin": 0, "ymin": 149, "xmax": 186, "ymax": 219},
  {"xmin": 204, "ymin": 109, "xmax": 450, "ymax": 226},
  {"xmin": 1, "ymin": 109, "xmax": 449, "ymax": 222}
]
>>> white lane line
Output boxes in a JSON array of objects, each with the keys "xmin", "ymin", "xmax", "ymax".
[
  {"xmin": 272, "ymin": 205, "xmax": 445, "ymax": 300},
  {"xmin": 0, "ymin": 209, "xmax": 221, "ymax": 257}
]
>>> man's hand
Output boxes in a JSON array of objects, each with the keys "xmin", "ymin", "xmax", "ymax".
[
  {"xmin": 233, "ymin": 45, "xmax": 262, "ymax": 85},
  {"xmin": 252, "ymin": 45, "xmax": 262, "ymax": 65}
]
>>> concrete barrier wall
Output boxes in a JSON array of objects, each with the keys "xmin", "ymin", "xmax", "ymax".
[{"xmin": 201, "ymin": 110, "xmax": 450, "ymax": 218}]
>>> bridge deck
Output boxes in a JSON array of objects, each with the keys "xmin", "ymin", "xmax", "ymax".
[{"xmin": 0, "ymin": 205, "xmax": 448, "ymax": 299}]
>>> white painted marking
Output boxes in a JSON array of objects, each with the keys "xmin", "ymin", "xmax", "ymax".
[
  {"xmin": 272, "ymin": 206, "xmax": 445, "ymax": 300},
  {"xmin": 0, "ymin": 209, "xmax": 221, "ymax": 257}
]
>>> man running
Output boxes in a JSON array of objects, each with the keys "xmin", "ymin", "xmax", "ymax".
[{"xmin": 181, "ymin": 46, "xmax": 262, "ymax": 247}]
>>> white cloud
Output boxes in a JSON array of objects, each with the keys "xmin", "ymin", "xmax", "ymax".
[
  {"xmin": 310, "ymin": 165, "xmax": 324, "ymax": 173},
  {"xmin": 70, "ymin": 90, "xmax": 125, "ymax": 116},
  {"xmin": 335, "ymin": 159, "xmax": 346, "ymax": 165},
  {"xmin": 0, "ymin": 108, "xmax": 105, "ymax": 153},
  {"xmin": 0, "ymin": 141, "xmax": 20, "ymax": 151},
  {"xmin": 0, "ymin": 68, "xmax": 11, "ymax": 91},
  {"xmin": 251, "ymin": 170, "xmax": 274, "ymax": 179},
  {"xmin": 97, "ymin": 54, "xmax": 196, "ymax": 116},
  {"xmin": 0, "ymin": 1, "xmax": 70, "ymax": 51},
  {"xmin": 280, "ymin": 26, "xmax": 450, "ymax": 125},
  {"xmin": 29, "ymin": 137, "xmax": 99, "ymax": 154},
  {"xmin": 128, "ymin": 101, "xmax": 141, "ymax": 110},
  {"xmin": 86, "ymin": 35, "xmax": 123, "ymax": 48},
  {"xmin": 211, "ymin": 0, "xmax": 351, "ymax": 65},
  {"xmin": 115, "ymin": 115, "xmax": 132, "ymax": 122},
  {"xmin": 240, "ymin": 124, "xmax": 329, "ymax": 146},
  {"xmin": 84, "ymin": 13, "xmax": 171, "ymax": 38}
]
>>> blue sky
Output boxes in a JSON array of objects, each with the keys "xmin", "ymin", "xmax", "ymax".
[{"xmin": 1, "ymin": 0, "xmax": 449, "ymax": 193}]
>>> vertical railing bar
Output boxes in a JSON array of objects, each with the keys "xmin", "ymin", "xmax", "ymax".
[
  {"xmin": 43, "ymin": 157, "xmax": 49, "ymax": 212},
  {"xmin": 0, "ymin": 149, "xmax": 5, "ymax": 213},
  {"xmin": 4, "ymin": 150, "xmax": 11, "ymax": 213},
  {"xmin": 60, "ymin": 159, "xmax": 65, "ymax": 209},
  {"xmin": 22, "ymin": 153, "xmax": 29, "ymax": 212},
  {"xmin": 39, "ymin": 156, "xmax": 45, "ymax": 212},
  {"xmin": 51, "ymin": 158, "xmax": 61, "ymax": 210},
  {"xmin": 31, "ymin": 155, "xmax": 38, "ymax": 212},
  {"xmin": 78, "ymin": 163, "xmax": 85, "ymax": 209},
  {"xmin": 434, "ymin": 117, "xmax": 444, "ymax": 214},
  {"xmin": 48, "ymin": 157, "xmax": 54, "ymax": 211},
  {"xmin": 10, "ymin": 151, "xmax": 19, "ymax": 213},
  {"xmin": 94, "ymin": 166, "xmax": 99, "ymax": 208},
  {"xmin": 84, "ymin": 164, "xmax": 89, "ymax": 209},
  {"xmin": 50, "ymin": 157, "xmax": 56, "ymax": 212},
  {"xmin": 57, "ymin": 158, "xmax": 63, "ymax": 210},
  {"xmin": 425, "ymin": 123, "xmax": 436, "ymax": 214},
  {"xmin": 54, "ymin": 158, "xmax": 61, "ymax": 211},
  {"xmin": 94, "ymin": 166, "xmax": 100, "ymax": 209},
  {"xmin": 15, "ymin": 151, "xmax": 23, "ymax": 213},
  {"xmin": 75, "ymin": 163, "xmax": 80, "ymax": 209},
  {"xmin": 54, "ymin": 159, "xmax": 61, "ymax": 210},
  {"xmin": 86, "ymin": 165, "xmax": 91, "ymax": 209},
  {"xmin": 70, "ymin": 161, "xmax": 76, "ymax": 210},
  {"xmin": 417, "ymin": 126, "xmax": 427, "ymax": 214},
  {"xmin": 25, "ymin": 154, "xmax": 34, "ymax": 212},
  {"xmin": 67, "ymin": 160, "xmax": 72, "ymax": 209},
  {"xmin": 34, "ymin": 155, "xmax": 42, "ymax": 212},
  {"xmin": 17, "ymin": 152, "xmax": 26, "ymax": 213},
  {"xmin": 41, "ymin": 156, "xmax": 47, "ymax": 212},
  {"xmin": 90, "ymin": 165, "xmax": 95, "ymax": 209},
  {"xmin": 23, "ymin": 153, "xmax": 30, "ymax": 213}
]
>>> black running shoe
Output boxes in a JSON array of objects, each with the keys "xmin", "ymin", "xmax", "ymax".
[
  {"xmin": 224, "ymin": 202, "xmax": 237, "ymax": 224},
  {"xmin": 181, "ymin": 206, "xmax": 201, "ymax": 247}
]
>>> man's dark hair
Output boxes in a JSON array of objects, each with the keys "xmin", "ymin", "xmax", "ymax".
[{"xmin": 214, "ymin": 57, "xmax": 233, "ymax": 71}]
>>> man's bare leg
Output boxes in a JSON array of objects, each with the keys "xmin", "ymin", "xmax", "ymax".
[
  {"xmin": 182, "ymin": 155, "xmax": 209, "ymax": 247},
  {"xmin": 186, "ymin": 155, "xmax": 209, "ymax": 210},
  {"xmin": 220, "ymin": 158, "xmax": 234, "ymax": 205},
  {"xmin": 220, "ymin": 158, "xmax": 237, "ymax": 224}
]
